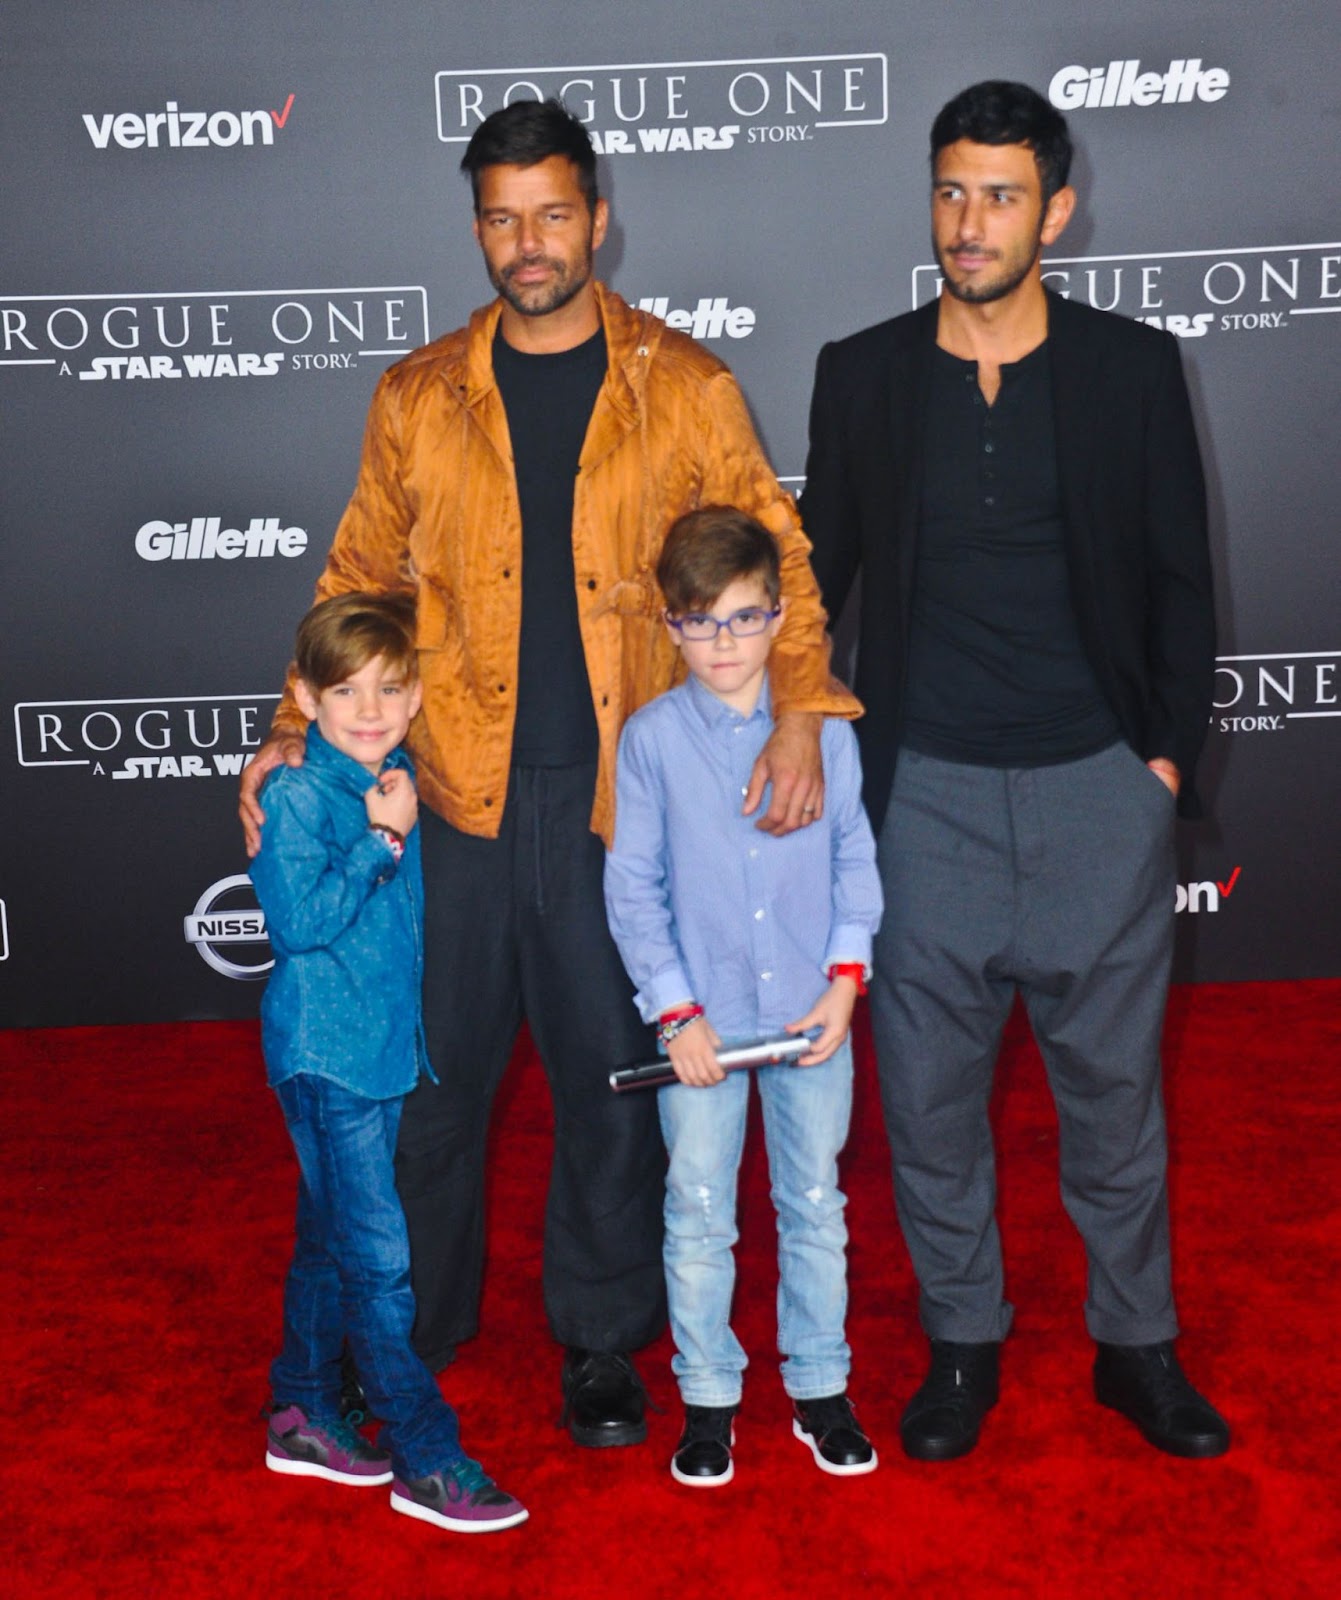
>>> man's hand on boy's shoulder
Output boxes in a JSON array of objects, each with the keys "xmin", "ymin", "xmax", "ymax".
[
  {"xmin": 668, "ymin": 1015, "xmax": 725, "ymax": 1087},
  {"xmin": 744, "ymin": 711, "xmax": 824, "ymax": 835},
  {"xmin": 239, "ymin": 733, "xmax": 306, "ymax": 857},
  {"xmin": 788, "ymin": 975, "xmax": 859, "ymax": 1066}
]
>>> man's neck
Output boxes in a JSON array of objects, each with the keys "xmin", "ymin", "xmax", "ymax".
[
  {"xmin": 935, "ymin": 274, "xmax": 1049, "ymax": 366},
  {"xmin": 498, "ymin": 285, "xmax": 602, "ymax": 355}
]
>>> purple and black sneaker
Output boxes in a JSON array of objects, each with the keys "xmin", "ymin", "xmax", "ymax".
[
  {"xmin": 264, "ymin": 1402, "xmax": 393, "ymax": 1486},
  {"xmin": 390, "ymin": 1456, "xmax": 528, "ymax": 1533}
]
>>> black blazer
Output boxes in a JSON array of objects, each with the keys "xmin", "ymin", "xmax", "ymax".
[{"xmin": 800, "ymin": 290, "xmax": 1216, "ymax": 826}]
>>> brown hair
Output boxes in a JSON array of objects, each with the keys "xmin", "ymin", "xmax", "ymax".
[
  {"xmin": 293, "ymin": 591, "xmax": 418, "ymax": 691},
  {"xmin": 656, "ymin": 506, "xmax": 781, "ymax": 614}
]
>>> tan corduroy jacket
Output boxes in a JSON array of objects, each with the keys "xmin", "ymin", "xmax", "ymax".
[{"xmin": 273, "ymin": 283, "xmax": 859, "ymax": 843}]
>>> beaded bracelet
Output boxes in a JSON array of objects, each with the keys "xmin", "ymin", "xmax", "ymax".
[
  {"xmin": 368, "ymin": 823, "xmax": 405, "ymax": 863},
  {"xmin": 657, "ymin": 1003, "xmax": 704, "ymax": 1047}
]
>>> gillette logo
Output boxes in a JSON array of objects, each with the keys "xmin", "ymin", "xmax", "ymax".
[{"xmin": 1049, "ymin": 60, "xmax": 1229, "ymax": 110}]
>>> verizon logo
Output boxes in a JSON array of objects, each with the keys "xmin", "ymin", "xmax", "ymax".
[{"xmin": 82, "ymin": 95, "xmax": 295, "ymax": 150}]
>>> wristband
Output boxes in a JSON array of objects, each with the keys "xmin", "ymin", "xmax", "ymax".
[
  {"xmin": 826, "ymin": 962, "xmax": 867, "ymax": 997},
  {"xmin": 657, "ymin": 1004, "xmax": 704, "ymax": 1047},
  {"xmin": 368, "ymin": 823, "xmax": 405, "ymax": 862}
]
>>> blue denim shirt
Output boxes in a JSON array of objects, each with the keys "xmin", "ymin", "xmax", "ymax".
[
  {"xmin": 250, "ymin": 724, "xmax": 429, "ymax": 1098},
  {"xmin": 604, "ymin": 674, "xmax": 883, "ymax": 1036}
]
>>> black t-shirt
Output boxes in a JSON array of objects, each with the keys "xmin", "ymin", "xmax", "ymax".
[
  {"xmin": 901, "ymin": 341, "xmax": 1120, "ymax": 766},
  {"xmin": 492, "ymin": 326, "xmax": 607, "ymax": 767}
]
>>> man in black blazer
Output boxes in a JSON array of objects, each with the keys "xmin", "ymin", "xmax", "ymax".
[{"xmin": 801, "ymin": 81, "xmax": 1229, "ymax": 1462}]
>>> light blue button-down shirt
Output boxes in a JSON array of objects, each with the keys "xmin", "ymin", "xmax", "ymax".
[{"xmin": 604, "ymin": 673, "xmax": 882, "ymax": 1036}]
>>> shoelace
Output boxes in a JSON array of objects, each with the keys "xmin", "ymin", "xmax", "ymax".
[
  {"xmin": 681, "ymin": 1407, "xmax": 735, "ymax": 1443},
  {"xmin": 919, "ymin": 1348, "xmax": 986, "ymax": 1414},
  {"xmin": 800, "ymin": 1396, "xmax": 857, "ymax": 1434},
  {"xmin": 304, "ymin": 1411, "xmax": 378, "ymax": 1457}
]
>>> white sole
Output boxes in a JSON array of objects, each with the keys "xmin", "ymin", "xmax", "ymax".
[
  {"xmin": 791, "ymin": 1417, "xmax": 879, "ymax": 1476},
  {"xmin": 669, "ymin": 1456, "xmax": 735, "ymax": 1488},
  {"xmin": 265, "ymin": 1449, "xmax": 393, "ymax": 1486},
  {"xmin": 390, "ymin": 1487, "xmax": 529, "ymax": 1533}
]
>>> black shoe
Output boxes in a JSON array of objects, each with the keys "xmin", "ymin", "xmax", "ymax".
[
  {"xmin": 559, "ymin": 1348, "xmax": 648, "ymax": 1448},
  {"xmin": 900, "ymin": 1340, "xmax": 1000, "ymax": 1462},
  {"xmin": 1094, "ymin": 1341, "xmax": 1230, "ymax": 1458},
  {"xmin": 671, "ymin": 1405, "xmax": 736, "ymax": 1487},
  {"xmin": 792, "ymin": 1392, "xmax": 878, "ymax": 1476}
]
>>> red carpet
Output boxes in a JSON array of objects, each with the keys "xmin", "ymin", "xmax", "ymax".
[{"xmin": 4, "ymin": 982, "xmax": 1339, "ymax": 1598}]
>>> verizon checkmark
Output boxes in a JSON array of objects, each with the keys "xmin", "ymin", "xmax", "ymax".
[
  {"xmin": 1216, "ymin": 867, "xmax": 1242, "ymax": 897},
  {"xmin": 270, "ymin": 93, "xmax": 295, "ymax": 129}
]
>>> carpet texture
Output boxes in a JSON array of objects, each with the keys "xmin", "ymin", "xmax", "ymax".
[{"xmin": 3, "ymin": 981, "xmax": 1339, "ymax": 1598}]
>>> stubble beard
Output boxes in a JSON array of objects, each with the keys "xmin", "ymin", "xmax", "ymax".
[{"xmin": 490, "ymin": 240, "xmax": 594, "ymax": 320}]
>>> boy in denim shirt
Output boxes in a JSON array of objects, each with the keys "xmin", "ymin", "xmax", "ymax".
[
  {"xmin": 250, "ymin": 592, "xmax": 526, "ymax": 1533},
  {"xmin": 604, "ymin": 509, "xmax": 883, "ymax": 1487}
]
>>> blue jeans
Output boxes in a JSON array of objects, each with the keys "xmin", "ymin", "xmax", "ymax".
[
  {"xmin": 270, "ymin": 1073, "xmax": 463, "ymax": 1478},
  {"xmin": 657, "ymin": 1039, "xmax": 854, "ymax": 1407}
]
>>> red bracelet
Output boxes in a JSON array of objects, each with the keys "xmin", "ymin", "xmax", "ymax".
[
  {"xmin": 827, "ymin": 963, "xmax": 867, "ymax": 996},
  {"xmin": 658, "ymin": 1003, "xmax": 704, "ymax": 1047}
]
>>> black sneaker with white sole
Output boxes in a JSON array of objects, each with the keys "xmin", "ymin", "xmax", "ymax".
[
  {"xmin": 792, "ymin": 1392, "xmax": 878, "ymax": 1476},
  {"xmin": 671, "ymin": 1404, "xmax": 737, "ymax": 1487}
]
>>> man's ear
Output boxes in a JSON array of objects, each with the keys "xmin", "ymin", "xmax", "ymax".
[
  {"xmin": 294, "ymin": 678, "xmax": 319, "ymax": 721},
  {"xmin": 1041, "ymin": 184, "xmax": 1076, "ymax": 247}
]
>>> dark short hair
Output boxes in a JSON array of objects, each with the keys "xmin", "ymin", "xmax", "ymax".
[
  {"xmin": 294, "ymin": 591, "xmax": 418, "ymax": 692},
  {"xmin": 930, "ymin": 80, "xmax": 1073, "ymax": 202},
  {"xmin": 657, "ymin": 507, "xmax": 782, "ymax": 614},
  {"xmin": 459, "ymin": 98, "xmax": 599, "ymax": 214}
]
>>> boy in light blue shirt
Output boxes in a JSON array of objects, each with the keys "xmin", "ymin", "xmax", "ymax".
[
  {"xmin": 250, "ymin": 592, "xmax": 526, "ymax": 1534},
  {"xmin": 604, "ymin": 507, "xmax": 883, "ymax": 1487}
]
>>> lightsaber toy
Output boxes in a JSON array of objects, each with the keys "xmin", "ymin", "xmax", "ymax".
[{"xmin": 609, "ymin": 1030, "xmax": 820, "ymax": 1092}]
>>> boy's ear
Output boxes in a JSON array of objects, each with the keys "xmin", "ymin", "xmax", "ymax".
[
  {"xmin": 293, "ymin": 678, "xmax": 319, "ymax": 721},
  {"xmin": 771, "ymin": 595, "xmax": 786, "ymax": 631},
  {"xmin": 407, "ymin": 678, "xmax": 425, "ymax": 719},
  {"xmin": 662, "ymin": 610, "xmax": 684, "ymax": 651}
]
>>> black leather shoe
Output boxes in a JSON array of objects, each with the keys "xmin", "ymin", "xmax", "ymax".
[
  {"xmin": 900, "ymin": 1340, "xmax": 1000, "ymax": 1461},
  {"xmin": 560, "ymin": 1349, "xmax": 648, "ymax": 1448},
  {"xmin": 1094, "ymin": 1341, "xmax": 1230, "ymax": 1458},
  {"xmin": 671, "ymin": 1405, "xmax": 736, "ymax": 1486},
  {"xmin": 792, "ymin": 1392, "xmax": 878, "ymax": 1475}
]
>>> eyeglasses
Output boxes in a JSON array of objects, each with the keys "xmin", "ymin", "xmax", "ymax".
[{"xmin": 665, "ymin": 605, "xmax": 780, "ymax": 641}]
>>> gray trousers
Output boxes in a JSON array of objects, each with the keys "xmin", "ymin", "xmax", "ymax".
[{"xmin": 871, "ymin": 741, "xmax": 1180, "ymax": 1346}]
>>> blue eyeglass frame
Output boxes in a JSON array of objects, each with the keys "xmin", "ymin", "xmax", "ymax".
[{"xmin": 664, "ymin": 604, "xmax": 781, "ymax": 640}]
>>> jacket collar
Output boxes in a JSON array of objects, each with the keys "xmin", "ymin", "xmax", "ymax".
[{"xmin": 303, "ymin": 722, "xmax": 413, "ymax": 797}]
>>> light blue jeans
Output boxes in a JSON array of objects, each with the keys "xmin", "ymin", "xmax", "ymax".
[{"xmin": 657, "ymin": 1038, "xmax": 854, "ymax": 1407}]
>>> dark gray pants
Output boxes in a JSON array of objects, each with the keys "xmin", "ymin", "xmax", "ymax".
[
  {"xmin": 395, "ymin": 765, "xmax": 666, "ymax": 1366},
  {"xmin": 871, "ymin": 742, "xmax": 1180, "ymax": 1346}
]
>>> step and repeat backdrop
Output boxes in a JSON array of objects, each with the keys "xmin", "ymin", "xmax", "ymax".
[{"xmin": 2, "ymin": 2, "xmax": 1337, "ymax": 1026}]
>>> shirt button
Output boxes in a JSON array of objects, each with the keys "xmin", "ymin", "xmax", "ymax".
[
  {"xmin": 984, "ymin": 495, "xmax": 996, "ymax": 507},
  {"xmin": 754, "ymin": 908, "xmax": 765, "ymax": 921},
  {"xmin": 748, "ymin": 848, "xmax": 759, "ymax": 859},
  {"xmin": 983, "ymin": 442, "xmax": 994, "ymax": 454},
  {"xmin": 760, "ymin": 970, "xmax": 773, "ymax": 981},
  {"xmin": 741, "ymin": 785, "xmax": 748, "ymax": 797}
]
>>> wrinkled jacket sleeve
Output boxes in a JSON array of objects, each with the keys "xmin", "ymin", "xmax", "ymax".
[
  {"xmin": 603, "ymin": 719, "xmax": 694, "ymax": 1023},
  {"xmin": 697, "ymin": 369, "xmax": 860, "ymax": 721},
  {"xmin": 271, "ymin": 373, "xmax": 417, "ymax": 738},
  {"xmin": 1141, "ymin": 333, "xmax": 1215, "ymax": 790},
  {"xmin": 250, "ymin": 773, "xmax": 400, "ymax": 954}
]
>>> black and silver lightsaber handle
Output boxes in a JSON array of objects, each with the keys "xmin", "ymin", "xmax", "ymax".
[{"xmin": 608, "ymin": 1030, "xmax": 819, "ymax": 1092}]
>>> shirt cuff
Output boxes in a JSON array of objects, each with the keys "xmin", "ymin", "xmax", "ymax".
[
  {"xmin": 636, "ymin": 964, "xmax": 696, "ymax": 1024},
  {"xmin": 823, "ymin": 927, "xmax": 873, "ymax": 979}
]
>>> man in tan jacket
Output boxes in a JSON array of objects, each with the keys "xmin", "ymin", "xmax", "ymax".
[{"xmin": 241, "ymin": 98, "xmax": 856, "ymax": 1448}]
